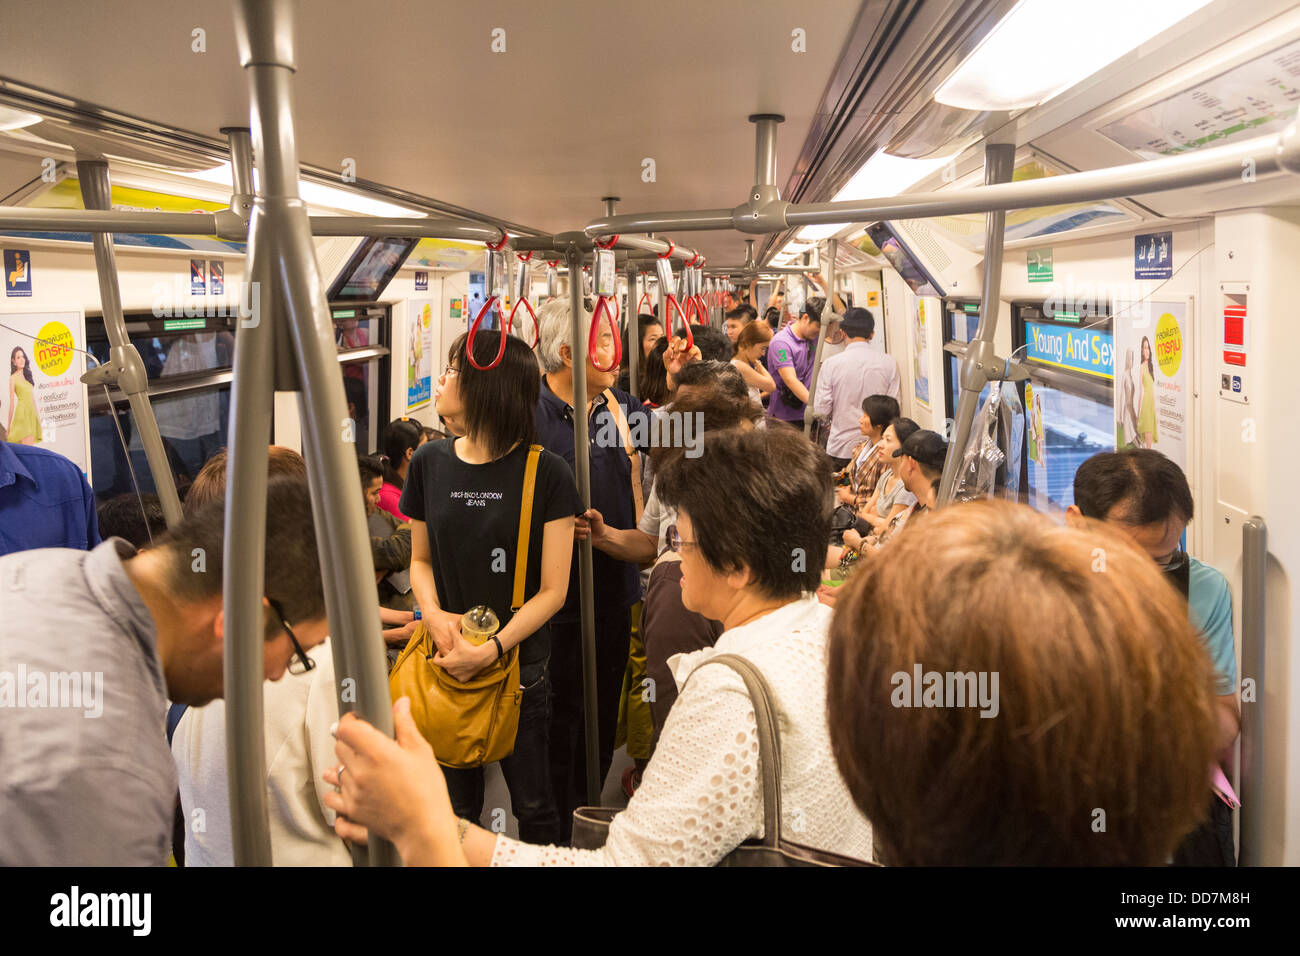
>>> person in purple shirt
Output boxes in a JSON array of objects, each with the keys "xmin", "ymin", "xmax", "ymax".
[
  {"xmin": 0, "ymin": 442, "xmax": 99, "ymax": 557},
  {"xmin": 765, "ymin": 296, "xmax": 824, "ymax": 425}
]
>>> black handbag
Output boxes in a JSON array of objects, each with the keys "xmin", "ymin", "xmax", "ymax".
[{"xmin": 571, "ymin": 653, "xmax": 876, "ymax": 867}]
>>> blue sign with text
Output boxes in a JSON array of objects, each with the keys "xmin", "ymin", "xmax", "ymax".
[
  {"xmin": 1025, "ymin": 321, "xmax": 1114, "ymax": 380},
  {"xmin": 4, "ymin": 249, "xmax": 32, "ymax": 296},
  {"xmin": 1134, "ymin": 231, "xmax": 1172, "ymax": 280}
]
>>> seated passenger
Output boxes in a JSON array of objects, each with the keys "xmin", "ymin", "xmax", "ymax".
[
  {"xmin": 0, "ymin": 477, "xmax": 326, "ymax": 865},
  {"xmin": 325, "ymin": 426, "xmax": 874, "ymax": 866},
  {"xmin": 1068, "ymin": 448, "xmax": 1239, "ymax": 866},
  {"xmin": 97, "ymin": 492, "xmax": 166, "ymax": 548},
  {"xmin": 835, "ymin": 395, "xmax": 900, "ymax": 513},
  {"xmin": 875, "ymin": 428, "xmax": 946, "ymax": 543},
  {"xmin": 835, "ymin": 417, "xmax": 918, "ymax": 561},
  {"xmin": 826, "ymin": 499, "xmax": 1219, "ymax": 865},
  {"xmin": 0, "ymin": 441, "xmax": 100, "ymax": 557}
]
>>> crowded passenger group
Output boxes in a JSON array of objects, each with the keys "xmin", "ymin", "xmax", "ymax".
[{"xmin": 0, "ymin": 283, "xmax": 1237, "ymax": 867}]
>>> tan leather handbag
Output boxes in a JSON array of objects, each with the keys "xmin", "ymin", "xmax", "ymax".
[
  {"xmin": 389, "ymin": 445, "xmax": 542, "ymax": 769},
  {"xmin": 571, "ymin": 653, "xmax": 876, "ymax": 866}
]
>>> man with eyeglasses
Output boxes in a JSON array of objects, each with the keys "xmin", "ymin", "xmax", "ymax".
[
  {"xmin": 0, "ymin": 476, "xmax": 328, "ymax": 865},
  {"xmin": 1068, "ymin": 448, "xmax": 1238, "ymax": 866}
]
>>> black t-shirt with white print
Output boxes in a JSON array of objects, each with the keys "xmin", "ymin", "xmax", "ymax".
[{"xmin": 400, "ymin": 438, "xmax": 581, "ymax": 666}]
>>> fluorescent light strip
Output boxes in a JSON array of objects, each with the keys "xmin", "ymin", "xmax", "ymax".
[
  {"xmin": 178, "ymin": 163, "xmax": 424, "ymax": 217},
  {"xmin": 934, "ymin": 0, "xmax": 1215, "ymax": 112},
  {"xmin": 796, "ymin": 150, "xmax": 958, "ymax": 241}
]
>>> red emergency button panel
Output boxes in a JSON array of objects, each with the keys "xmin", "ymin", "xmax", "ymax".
[{"xmin": 1224, "ymin": 351, "xmax": 1246, "ymax": 366}]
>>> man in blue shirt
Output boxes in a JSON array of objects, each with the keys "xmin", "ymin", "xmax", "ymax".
[
  {"xmin": 1070, "ymin": 449, "xmax": 1238, "ymax": 865},
  {"xmin": 534, "ymin": 296, "xmax": 661, "ymax": 841},
  {"xmin": 0, "ymin": 442, "xmax": 99, "ymax": 557},
  {"xmin": 765, "ymin": 297, "xmax": 823, "ymax": 425}
]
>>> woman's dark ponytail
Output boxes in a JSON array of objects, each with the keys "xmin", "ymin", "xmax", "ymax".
[{"xmin": 379, "ymin": 419, "xmax": 424, "ymax": 489}]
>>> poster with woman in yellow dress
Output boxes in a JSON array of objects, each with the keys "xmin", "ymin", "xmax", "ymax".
[
  {"xmin": 0, "ymin": 312, "xmax": 89, "ymax": 475},
  {"xmin": 1113, "ymin": 301, "xmax": 1187, "ymax": 470},
  {"xmin": 7, "ymin": 347, "xmax": 41, "ymax": 444}
]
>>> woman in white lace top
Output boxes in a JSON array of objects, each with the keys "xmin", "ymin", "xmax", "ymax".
[{"xmin": 325, "ymin": 426, "xmax": 874, "ymax": 866}]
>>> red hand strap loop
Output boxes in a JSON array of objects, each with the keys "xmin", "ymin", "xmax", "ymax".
[
  {"xmin": 517, "ymin": 250, "xmax": 534, "ymax": 262},
  {"xmin": 589, "ymin": 296, "xmax": 622, "ymax": 373},
  {"xmin": 486, "ymin": 232, "xmax": 509, "ymax": 252},
  {"xmin": 683, "ymin": 252, "xmax": 700, "ymax": 268},
  {"xmin": 665, "ymin": 296, "xmax": 694, "ymax": 349},
  {"xmin": 656, "ymin": 240, "xmax": 675, "ymax": 259},
  {"xmin": 637, "ymin": 291, "xmax": 652, "ymax": 314},
  {"xmin": 509, "ymin": 297, "xmax": 540, "ymax": 350},
  {"xmin": 594, "ymin": 235, "xmax": 619, "ymax": 250},
  {"xmin": 466, "ymin": 295, "xmax": 507, "ymax": 370}
]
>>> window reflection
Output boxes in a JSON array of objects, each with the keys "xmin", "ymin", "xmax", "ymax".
[{"xmin": 1025, "ymin": 379, "xmax": 1114, "ymax": 513}]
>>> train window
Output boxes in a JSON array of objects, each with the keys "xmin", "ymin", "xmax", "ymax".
[
  {"xmin": 942, "ymin": 300, "xmax": 990, "ymax": 422},
  {"xmin": 86, "ymin": 316, "xmax": 237, "ymax": 505},
  {"xmin": 332, "ymin": 306, "xmax": 391, "ymax": 455},
  {"xmin": 1013, "ymin": 302, "xmax": 1115, "ymax": 514}
]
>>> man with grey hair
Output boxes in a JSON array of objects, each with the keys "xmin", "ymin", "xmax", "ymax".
[{"xmin": 534, "ymin": 296, "xmax": 653, "ymax": 842}]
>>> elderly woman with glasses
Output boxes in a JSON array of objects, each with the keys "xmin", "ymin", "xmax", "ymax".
[{"xmin": 324, "ymin": 426, "xmax": 874, "ymax": 866}]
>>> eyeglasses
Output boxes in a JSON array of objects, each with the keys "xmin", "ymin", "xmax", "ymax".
[
  {"xmin": 440, "ymin": 364, "xmax": 460, "ymax": 380},
  {"xmin": 268, "ymin": 597, "xmax": 315, "ymax": 676},
  {"xmin": 665, "ymin": 524, "xmax": 698, "ymax": 555}
]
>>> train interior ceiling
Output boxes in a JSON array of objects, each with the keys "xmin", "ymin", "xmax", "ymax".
[{"xmin": 0, "ymin": 0, "xmax": 1297, "ymax": 865}]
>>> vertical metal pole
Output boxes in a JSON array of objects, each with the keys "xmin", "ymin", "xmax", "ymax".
[
  {"xmin": 76, "ymin": 160, "xmax": 184, "ymax": 528},
  {"xmin": 938, "ymin": 143, "xmax": 1015, "ymax": 505},
  {"xmin": 626, "ymin": 263, "xmax": 640, "ymax": 399},
  {"xmin": 751, "ymin": 115, "xmax": 781, "ymax": 187},
  {"xmin": 232, "ymin": 0, "xmax": 398, "ymax": 867},
  {"xmin": 224, "ymin": 127, "xmax": 255, "ymax": 208},
  {"xmin": 566, "ymin": 243, "xmax": 602, "ymax": 805},
  {"xmin": 222, "ymin": 197, "xmax": 276, "ymax": 867},
  {"xmin": 1238, "ymin": 516, "xmax": 1267, "ymax": 866},
  {"xmin": 803, "ymin": 239, "xmax": 836, "ymax": 436}
]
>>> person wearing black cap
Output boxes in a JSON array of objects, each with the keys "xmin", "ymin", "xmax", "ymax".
[
  {"xmin": 812, "ymin": 307, "xmax": 900, "ymax": 469},
  {"xmin": 878, "ymin": 429, "xmax": 948, "ymax": 544}
]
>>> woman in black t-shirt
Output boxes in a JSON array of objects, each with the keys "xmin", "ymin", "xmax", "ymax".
[{"xmin": 400, "ymin": 331, "xmax": 580, "ymax": 845}]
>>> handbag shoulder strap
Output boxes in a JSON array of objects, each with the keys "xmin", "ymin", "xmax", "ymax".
[
  {"xmin": 689, "ymin": 653, "xmax": 783, "ymax": 849},
  {"xmin": 601, "ymin": 388, "xmax": 645, "ymax": 524},
  {"xmin": 512, "ymin": 444, "xmax": 543, "ymax": 612}
]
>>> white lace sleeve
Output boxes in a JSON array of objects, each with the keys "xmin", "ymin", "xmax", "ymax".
[{"xmin": 491, "ymin": 663, "xmax": 762, "ymax": 866}]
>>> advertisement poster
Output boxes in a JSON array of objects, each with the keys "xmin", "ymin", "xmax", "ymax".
[
  {"xmin": 1114, "ymin": 300, "xmax": 1190, "ymax": 470},
  {"xmin": 406, "ymin": 298, "xmax": 433, "ymax": 411},
  {"xmin": 1, "ymin": 311, "xmax": 89, "ymax": 475},
  {"xmin": 911, "ymin": 293, "xmax": 931, "ymax": 408}
]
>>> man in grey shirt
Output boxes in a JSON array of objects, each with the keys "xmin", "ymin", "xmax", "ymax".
[
  {"xmin": 0, "ymin": 477, "xmax": 328, "ymax": 865},
  {"xmin": 813, "ymin": 308, "xmax": 901, "ymax": 469}
]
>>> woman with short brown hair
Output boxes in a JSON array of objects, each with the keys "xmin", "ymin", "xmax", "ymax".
[{"xmin": 827, "ymin": 499, "xmax": 1218, "ymax": 866}]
